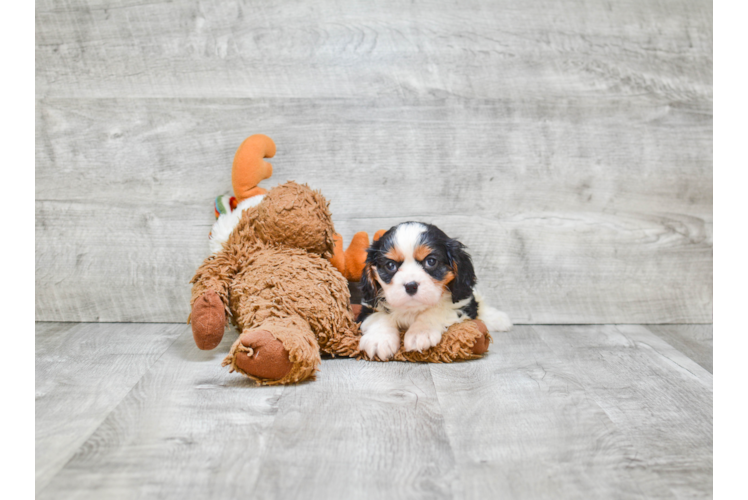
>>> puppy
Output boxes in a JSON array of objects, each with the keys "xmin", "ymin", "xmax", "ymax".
[{"xmin": 357, "ymin": 221, "xmax": 512, "ymax": 360}]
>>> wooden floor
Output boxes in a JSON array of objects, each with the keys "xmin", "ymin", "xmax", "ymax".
[{"xmin": 36, "ymin": 322, "xmax": 712, "ymax": 499}]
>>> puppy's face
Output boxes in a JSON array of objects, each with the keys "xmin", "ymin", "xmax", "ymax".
[{"xmin": 361, "ymin": 222, "xmax": 475, "ymax": 310}]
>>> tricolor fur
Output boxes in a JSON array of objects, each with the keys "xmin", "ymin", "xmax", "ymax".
[{"xmin": 357, "ymin": 222, "xmax": 512, "ymax": 360}]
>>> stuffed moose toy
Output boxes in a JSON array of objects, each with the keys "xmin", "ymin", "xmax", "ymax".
[{"xmin": 188, "ymin": 135, "xmax": 494, "ymax": 385}]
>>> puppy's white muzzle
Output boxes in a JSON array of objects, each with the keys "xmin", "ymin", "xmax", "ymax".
[{"xmin": 379, "ymin": 261, "xmax": 443, "ymax": 310}]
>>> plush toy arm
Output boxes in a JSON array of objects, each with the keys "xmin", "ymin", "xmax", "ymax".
[
  {"xmin": 190, "ymin": 249, "xmax": 239, "ymax": 304},
  {"xmin": 189, "ymin": 249, "xmax": 240, "ymax": 349}
]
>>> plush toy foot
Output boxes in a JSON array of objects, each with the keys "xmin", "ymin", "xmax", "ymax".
[
  {"xmin": 470, "ymin": 320, "xmax": 491, "ymax": 355},
  {"xmin": 191, "ymin": 291, "xmax": 226, "ymax": 350},
  {"xmin": 224, "ymin": 330, "xmax": 293, "ymax": 381},
  {"xmin": 222, "ymin": 316, "xmax": 322, "ymax": 385}
]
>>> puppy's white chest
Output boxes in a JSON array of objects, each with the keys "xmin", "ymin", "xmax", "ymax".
[{"xmin": 390, "ymin": 309, "xmax": 424, "ymax": 330}]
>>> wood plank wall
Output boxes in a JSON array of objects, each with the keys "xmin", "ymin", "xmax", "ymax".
[{"xmin": 35, "ymin": 0, "xmax": 712, "ymax": 323}]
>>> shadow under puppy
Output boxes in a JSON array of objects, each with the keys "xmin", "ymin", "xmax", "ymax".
[{"xmin": 357, "ymin": 222, "xmax": 512, "ymax": 361}]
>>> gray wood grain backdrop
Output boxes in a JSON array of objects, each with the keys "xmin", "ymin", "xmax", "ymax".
[{"xmin": 35, "ymin": 0, "xmax": 712, "ymax": 323}]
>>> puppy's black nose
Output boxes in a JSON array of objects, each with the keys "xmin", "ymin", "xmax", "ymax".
[{"xmin": 404, "ymin": 282, "xmax": 419, "ymax": 296}]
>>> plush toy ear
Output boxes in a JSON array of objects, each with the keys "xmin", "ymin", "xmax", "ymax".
[{"xmin": 446, "ymin": 238, "xmax": 477, "ymax": 303}]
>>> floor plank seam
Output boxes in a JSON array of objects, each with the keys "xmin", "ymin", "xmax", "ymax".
[
  {"xmin": 426, "ymin": 363, "xmax": 462, "ymax": 500},
  {"xmin": 617, "ymin": 325, "xmax": 713, "ymax": 383}
]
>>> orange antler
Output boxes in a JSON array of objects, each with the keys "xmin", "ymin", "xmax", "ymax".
[{"xmin": 232, "ymin": 134, "xmax": 276, "ymax": 203}]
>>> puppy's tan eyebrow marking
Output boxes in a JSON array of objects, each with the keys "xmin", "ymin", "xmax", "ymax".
[
  {"xmin": 436, "ymin": 270, "xmax": 455, "ymax": 289},
  {"xmin": 414, "ymin": 244, "xmax": 433, "ymax": 261},
  {"xmin": 384, "ymin": 248, "xmax": 404, "ymax": 262}
]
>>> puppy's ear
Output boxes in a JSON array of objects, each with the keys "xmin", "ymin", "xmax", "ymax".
[
  {"xmin": 446, "ymin": 239, "xmax": 477, "ymax": 303},
  {"xmin": 359, "ymin": 241, "xmax": 382, "ymax": 309},
  {"xmin": 359, "ymin": 263, "xmax": 381, "ymax": 307}
]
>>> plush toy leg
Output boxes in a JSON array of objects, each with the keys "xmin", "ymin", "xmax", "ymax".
[
  {"xmin": 394, "ymin": 319, "xmax": 492, "ymax": 362},
  {"xmin": 190, "ymin": 290, "xmax": 226, "ymax": 350},
  {"xmin": 222, "ymin": 315, "xmax": 322, "ymax": 385},
  {"xmin": 356, "ymin": 319, "xmax": 492, "ymax": 363}
]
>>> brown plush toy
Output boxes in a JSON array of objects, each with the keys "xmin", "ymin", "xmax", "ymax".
[
  {"xmin": 189, "ymin": 137, "xmax": 493, "ymax": 385},
  {"xmin": 191, "ymin": 180, "xmax": 362, "ymax": 384}
]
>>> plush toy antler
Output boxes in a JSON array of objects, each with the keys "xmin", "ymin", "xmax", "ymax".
[
  {"xmin": 330, "ymin": 232, "xmax": 369, "ymax": 282},
  {"xmin": 329, "ymin": 229, "xmax": 387, "ymax": 281},
  {"xmin": 232, "ymin": 134, "xmax": 276, "ymax": 202},
  {"xmin": 226, "ymin": 133, "xmax": 379, "ymax": 283}
]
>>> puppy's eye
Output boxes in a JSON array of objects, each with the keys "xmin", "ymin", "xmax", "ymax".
[
  {"xmin": 385, "ymin": 260, "xmax": 398, "ymax": 272},
  {"xmin": 424, "ymin": 257, "xmax": 437, "ymax": 269}
]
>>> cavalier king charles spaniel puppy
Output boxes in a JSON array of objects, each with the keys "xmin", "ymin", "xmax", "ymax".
[{"xmin": 357, "ymin": 221, "xmax": 512, "ymax": 360}]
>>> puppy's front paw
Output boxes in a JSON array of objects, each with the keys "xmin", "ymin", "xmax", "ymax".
[
  {"xmin": 404, "ymin": 324, "xmax": 443, "ymax": 352},
  {"xmin": 359, "ymin": 325, "xmax": 401, "ymax": 361}
]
